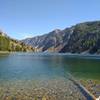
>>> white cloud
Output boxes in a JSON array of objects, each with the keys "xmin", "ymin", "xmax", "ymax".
[{"xmin": 23, "ymin": 34, "xmax": 34, "ymax": 39}]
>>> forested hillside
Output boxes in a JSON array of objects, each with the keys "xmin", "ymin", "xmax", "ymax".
[{"xmin": 0, "ymin": 31, "xmax": 34, "ymax": 52}]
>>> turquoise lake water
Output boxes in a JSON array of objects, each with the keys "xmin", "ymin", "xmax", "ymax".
[
  {"xmin": 0, "ymin": 53, "xmax": 100, "ymax": 100},
  {"xmin": 0, "ymin": 53, "xmax": 100, "ymax": 81}
]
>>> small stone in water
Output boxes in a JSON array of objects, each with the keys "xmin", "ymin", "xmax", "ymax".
[{"xmin": 42, "ymin": 96, "xmax": 46, "ymax": 100}]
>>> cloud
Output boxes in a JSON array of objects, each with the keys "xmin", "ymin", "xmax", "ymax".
[{"xmin": 23, "ymin": 34, "xmax": 34, "ymax": 39}]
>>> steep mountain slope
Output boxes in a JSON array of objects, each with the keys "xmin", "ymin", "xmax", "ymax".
[
  {"xmin": 60, "ymin": 21, "xmax": 100, "ymax": 54},
  {"xmin": 22, "ymin": 21, "xmax": 100, "ymax": 54},
  {"xmin": 0, "ymin": 31, "xmax": 34, "ymax": 52},
  {"xmin": 22, "ymin": 29, "xmax": 73, "ymax": 52}
]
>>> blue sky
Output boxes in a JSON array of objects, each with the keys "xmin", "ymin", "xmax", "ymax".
[{"xmin": 0, "ymin": 0, "xmax": 100, "ymax": 40}]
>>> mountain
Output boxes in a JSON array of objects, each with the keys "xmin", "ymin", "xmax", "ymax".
[
  {"xmin": 22, "ymin": 21, "xmax": 100, "ymax": 54},
  {"xmin": 0, "ymin": 30, "xmax": 34, "ymax": 52},
  {"xmin": 22, "ymin": 28, "xmax": 73, "ymax": 52},
  {"xmin": 60, "ymin": 21, "xmax": 100, "ymax": 54}
]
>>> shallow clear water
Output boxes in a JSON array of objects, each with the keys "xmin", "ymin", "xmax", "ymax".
[{"xmin": 0, "ymin": 53, "xmax": 100, "ymax": 100}]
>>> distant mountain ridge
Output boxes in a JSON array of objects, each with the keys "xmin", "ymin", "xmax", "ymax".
[
  {"xmin": 0, "ymin": 30, "xmax": 34, "ymax": 52},
  {"xmin": 22, "ymin": 21, "xmax": 100, "ymax": 54}
]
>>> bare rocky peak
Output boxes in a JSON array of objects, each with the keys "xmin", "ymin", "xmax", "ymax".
[{"xmin": 53, "ymin": 29, "xmax": 61, "ymax": 33}]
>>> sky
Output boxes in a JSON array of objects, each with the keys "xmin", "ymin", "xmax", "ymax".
[{"xmin": 0, "ymin": 0, "xmax": 100, "ymax": 40}]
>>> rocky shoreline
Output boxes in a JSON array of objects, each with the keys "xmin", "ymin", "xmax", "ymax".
[
  {"xmin": 0, "ymin": 76, "xmax": 99, "ymax": 100},
  {"xmin": 80, "ymin": 79, "xmax": 100, "ymax": 98},
  {"xmin": 0, "ymin": 78, "xmax": 87, "ymax": 100}
]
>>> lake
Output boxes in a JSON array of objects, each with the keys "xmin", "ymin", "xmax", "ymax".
[{"xmin": 0, "ymin": 53, "xmax": 100, "ymax": 100}]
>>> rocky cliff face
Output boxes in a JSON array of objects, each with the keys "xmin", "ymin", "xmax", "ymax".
[
  {"xmin": 22, "ymin": 21, "xmax": 100, "ymax": 54},
  {"xmin": 22, "ymin": 28, "xmax": 72, "ymax": 52},
  {"xmin": 60, "ymin": 21, "xmax": 100, "ymax": 54}
]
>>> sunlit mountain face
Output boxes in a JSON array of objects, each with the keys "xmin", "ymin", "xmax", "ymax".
[
  {"xmin": 0, "ymin": 30, "xmax": 34, "ymax": 52},
  {"xmin": 22, "ymin": 21, "xmax": 100, "ymax": 54}
]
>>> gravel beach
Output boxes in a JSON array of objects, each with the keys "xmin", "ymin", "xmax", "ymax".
[{"xmin": 0, "ymin": 78, "xmax": 87, "ymax": 100}]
